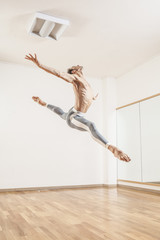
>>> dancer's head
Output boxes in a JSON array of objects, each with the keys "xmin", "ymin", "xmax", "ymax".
[{"xmin": 67, "ymin": 65, "xmax": 83, "ymax": 74}]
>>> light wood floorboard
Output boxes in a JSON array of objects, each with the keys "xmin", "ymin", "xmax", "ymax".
[{"xmin": 0, "ymin": 187, "xmax": 160, "ymax": 240}]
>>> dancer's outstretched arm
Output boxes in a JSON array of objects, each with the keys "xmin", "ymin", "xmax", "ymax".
[{"xmin": 25, "ymin": 53, "xmax": 75, "ymax": 83}]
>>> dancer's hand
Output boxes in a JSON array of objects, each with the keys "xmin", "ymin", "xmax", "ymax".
[
  {"xmin": 25, "ymin": 53, "xmax": 40, "ymax": 67},
  {"xmin": 32, "ymin": 96, "xmax": 47, "ymax": 107}
]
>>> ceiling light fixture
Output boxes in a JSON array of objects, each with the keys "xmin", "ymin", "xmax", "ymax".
[{"xmin": 28, "ymin": 12, "xmax": 70, "ymax": 40}]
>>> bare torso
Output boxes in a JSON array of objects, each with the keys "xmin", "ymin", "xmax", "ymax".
[
  {"xmin": 24, "ymin": 55, "xmax": 96, "ymax": 113},
  {"xmin": 72, "ymin": 73, "xmax": 96, "ymax": 113}
]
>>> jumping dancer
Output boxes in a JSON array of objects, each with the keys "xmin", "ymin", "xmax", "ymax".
[{"xmin": 25, "ymin": 53, "xmax": 131, "ymax": 162}]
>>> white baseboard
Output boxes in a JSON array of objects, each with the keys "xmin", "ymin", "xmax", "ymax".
[
  {"xmin": 103, "ymin": 184, "xmax": 117, "ymax": 188},
  {"xmin": 0, "ymin": 184, "xmax": 117, "ymax": 193},
  {"xmin": 118, "ymin": 180, "xmax": 160, "ymax": 193}
]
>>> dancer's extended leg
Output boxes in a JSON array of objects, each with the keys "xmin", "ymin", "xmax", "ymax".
[{"xmin": 47, "ymin": 104, "xmax": 67, "ymax": 120}]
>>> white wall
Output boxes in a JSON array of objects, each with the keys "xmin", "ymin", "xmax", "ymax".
[
  {"xmin": 116, "ymin": 55, "xmax": 160, "ymax": 107},
  {"xmin": 0, "ymin": 61, "xmax": 104, "ymax": 189},
  {"xmin": 102, "ymin": 77, "xmax": 117, "ymax": 185}
]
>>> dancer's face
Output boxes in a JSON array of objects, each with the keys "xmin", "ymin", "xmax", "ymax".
[
  {"xmin": 69, "ymin": 65, "xmax": 83, "ymax": 74},
  {"xmin": 71, "ymin": 69, "xmax": 77, "ymax": 74}
]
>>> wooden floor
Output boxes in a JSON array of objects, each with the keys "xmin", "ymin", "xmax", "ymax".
[{"xmin": 0, "ymin": 187, "xmax": 160, "ymax": 240}]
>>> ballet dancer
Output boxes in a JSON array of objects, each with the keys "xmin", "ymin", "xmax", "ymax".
[{"xmin": 25, "ymin": 53, "xmax": 131, "ymax": 162}]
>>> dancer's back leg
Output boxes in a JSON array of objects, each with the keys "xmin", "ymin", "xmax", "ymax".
[
  {"xmin": 71, "ymin": 114, "xmax": 130, "ymax": 162},
  {"xmin": 71, "ymin": 114, "xmax": 109, "ymax": 148}
]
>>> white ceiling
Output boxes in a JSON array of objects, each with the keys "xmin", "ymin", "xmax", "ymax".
[{"xmin": 1, "ymin": 0, "xmax": 160, "ymax": 78}]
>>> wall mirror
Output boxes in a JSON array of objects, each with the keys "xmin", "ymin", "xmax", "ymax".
[{"xmin": 117, "ymin": 94, "xmax": 160, "ymax": 184}]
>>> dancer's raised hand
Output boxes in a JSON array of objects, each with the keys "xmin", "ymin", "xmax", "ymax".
[{"xmin": 25, "ymin": 53, "xmax": 40, "ymax": 67}]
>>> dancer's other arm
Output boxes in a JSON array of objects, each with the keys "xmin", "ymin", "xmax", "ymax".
[{"xmin": 25, "ymin": 53, "xmax": 74, "ymax": 83}]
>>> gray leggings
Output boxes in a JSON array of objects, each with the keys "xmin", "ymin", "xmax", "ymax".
[{"xmin": 47, "ymin": 104, "xmax": 109, "ymax": 148}]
